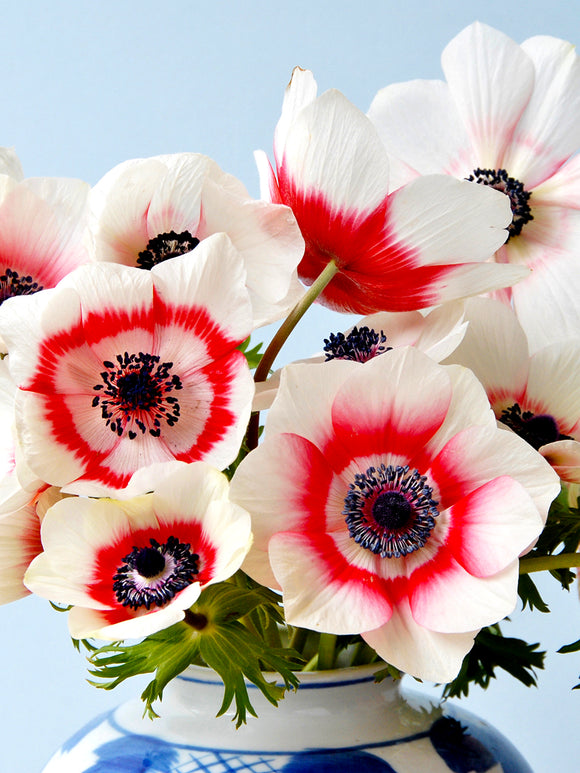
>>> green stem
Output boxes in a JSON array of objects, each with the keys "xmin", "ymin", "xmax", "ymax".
[
  {"xmin": 289, "ymin": 626, "xmax": 308, "ymax": 655},
  {"xmin": 247, "ymin": 259, "xmax": 339, "ymax": 451},
  {"xmin": 519, "ymin": 552, "xmax": 580, "ymax": 574},
  {"xmin": 317, "ymin": 633, "xmax": 337, "ymax": 670}
]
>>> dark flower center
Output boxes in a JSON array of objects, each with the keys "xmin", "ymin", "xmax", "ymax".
[
  {"xmin": 92, "ymin": 351, "xmax": 183, "ymax": 439},
  {"xmin": 113, "ymin": 536, "xmax": 200, "ymax": 610},
  {"xmin": 500, "ymin": 402, "xmax": 570, "ymax": 450},
  {"xmin": 343, "ymin": 464, "xmax": 439, "ymax": 558},
  {"xmin": 137, "ymin": 230, "xmax": 200, "ymax": 270},
  {"xmin": 0, "ymin": 267, "xmax": 43, "ymax": 305},
  {"xmin": 323, "ymin": 326, "xmax": 391, "ymax": 362},
  {"xmin": 466, "ymin": 168, "xmax": 533, "ymax": 239}
]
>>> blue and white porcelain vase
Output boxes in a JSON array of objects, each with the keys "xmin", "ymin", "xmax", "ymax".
[{"xmin": 42, "ymin": 664, "xmax": 533, "ymax": 773}]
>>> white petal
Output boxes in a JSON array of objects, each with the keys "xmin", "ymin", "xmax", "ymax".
[
  {"xmin": 505, "ymin": 36, "xmax": 580, "ymax": 187},
  {"xmin": 388, "ymin": 175, "xmax": 511, "ymax": 265},
  {"xmin": 274, "ymin": 67, "xmax": 319, "ymax": 166},
  {"xmin": 444, "ymin": 297, "xmax": 530, "ymax": 406},
  {"xmin": 363, "ymin": 599, "xmax": 477, "ymax": 682},
  {"xmin": 0, "ymin": 147, "xmax": 24, "ymax": 181},
  {"xmin": 368, "ymin": 79, "xmax": 475, "ymax": 177},
  {"xmin": 441, "ymin": 22, "xmax": 535, "ymax": 168},
  {"xmin": 280, "ymin": 89, "xmax": 391, "ymax": 216}
]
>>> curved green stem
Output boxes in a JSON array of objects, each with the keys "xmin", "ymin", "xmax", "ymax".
[
  {"xmin": 247, "ymin": 260, "xmax": 339, "ymax": 450},
  {"xmin": 519, "ymin": 552, "xmax": 580, "ymax": 574},
  {"xmin": 317, "ymin": 633, "xmax": 337, "ymax": 670}
]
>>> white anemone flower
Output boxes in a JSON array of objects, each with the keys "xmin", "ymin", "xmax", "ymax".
[
  {"xmin": 89, "ymin": 153, "xmax": 305, "ymax": 327},
  {"xmin": 24, "ymin": 462, "xmax": 252, "ymax": 641},
  {"xmin": 369, "ymin": 21, "xmax": 580, "ymax": 351}
]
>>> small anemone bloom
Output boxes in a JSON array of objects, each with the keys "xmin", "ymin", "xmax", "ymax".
[
  {"xmin": 255, "ymin": 67, "xmax": 527, "ymax": 315},
  {"xmin": 445, "ymin": 297, "xmax": 580, "ymax": 484},
  {"xmin": 253, "ymin": 302, "xmax": 467, "ymax": 412},
  {"xmin": 89, "ymin": 152, "xmax": 305, "ymax": 326},
  {"xmin": 0, "ymin": 169, "xmax": 90, "ymax": 346},
  {"xmin": 368, "ymin": 22, "xmax": 580, "ymax": 351},
  {"xmin": 230, "ymin": 348, "xmax": 559, "ymax": 681},
  {"xmin": 24, "ymin": 462, "xmax": 252, "ymax": 640},
  {"xmin": 0, "ymin": 233, "xmax": 254, "ymax": 497}
]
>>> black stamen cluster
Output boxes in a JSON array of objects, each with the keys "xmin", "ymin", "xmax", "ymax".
[
  {"xmin": 0, "ymin": 267, "xmax": 43, "ymax": 304},
  {"xmin": 466, "ymin": 168, "xmax": 533, "ymax": 239},
  {"xmin": 92, "ymin": 351, "xmax": 183, "ymax": 439},
  {"xmin": 137, "ymin": 230, "xmax": 200, "ymax": 269},
  {"xmin": 323, "ymin": 326, "xmax": 391, "ymax": 362},
  {"xmin": 344, "ymin": 464, "xmax": 439, "ymax": 558},
  {"xmin": 500, "ymin": 402, "xmax": 569, "ymax": 450},
  {"xmin": 113, "ymin": 536, "xmax": 199, "ymax": 610}
]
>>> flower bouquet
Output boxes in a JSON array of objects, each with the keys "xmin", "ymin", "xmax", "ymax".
[{"xmin": 1, "ymin": 21, "xmax": 580, "ymax": 734}]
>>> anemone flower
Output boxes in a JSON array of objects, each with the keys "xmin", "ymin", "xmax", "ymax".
[
  {"xmin": 230, "ymin": 348, "xmax": 559, "ymax": 681},
  {"xmin": 253, "ymin": 302, "xmax": 467, "ymax": 411},
  {"xmin": 24, "ymin": 462, "xmax": 252, "ymax": 640},
  {"xmin": 368, "ymin": 21, "xmax": 580, "ymax": 351},
  {"xmin": 444, "ymin": 297, "xmax": 580, "ymax": 484},
  {"xmin": 0, "ymin": 233, "xmax": 254, "ymax": 497},
  {"xmin": 254, "ymin": 67, "xmax": 527, "ymax": 316},
  {"xmin": 89, "ymin": 153, "xmax": 305, "ymax": 326},
  {"xmin": 0, "ymin": 171, "xmax": 89, "ymax": 341}
]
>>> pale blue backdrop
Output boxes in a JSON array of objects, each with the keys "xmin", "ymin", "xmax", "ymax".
[{"xmin": 0, "ymin": 2, "xmax": 579, "ymax": 771}]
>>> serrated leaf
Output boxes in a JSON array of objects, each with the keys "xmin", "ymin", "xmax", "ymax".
[
  {"xmin": 238, "ymin": 337, "xmax": 264, "ymax": 369},
  {"xmin": 443, "ymin": 626, "xmax": 545, "ymax": 699},
  {"xmin": 518, "ymin": 573, "xmax": 550, "ymax": 613}
]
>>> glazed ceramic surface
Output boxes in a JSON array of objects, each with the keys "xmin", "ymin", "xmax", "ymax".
[{"xmin": 42, "ymin": 665, "xmax": 533, "ymax": 773}]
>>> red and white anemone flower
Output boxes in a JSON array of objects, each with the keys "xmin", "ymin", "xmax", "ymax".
[
  {"xmin": 0, "ymin": 233, "xmax": 255, "ymax": 497},
  {"xmin": 254, "ymin": 67, "xmax": 528, "ymax": 316},
  {"xmin": 0, "ymin": 168, "xmax": 90, "ymax": 349},
  {"xmin": 230, "ymin": 348, "xmax": 559, "ymax": 681},
  {"xmin": 88, "ymin": 152, "xmax": 305, "ymax": 326},
  {"xmin": 368, "ymin": 21, "xmax": 580, "ymax": 351},
  {"xmin": 445, "ymin": 297, "xmax": 580, "ymax": 485},
  {"xmin": 253, "ymin": 302, "xmax": 467, "ymax": 411},
  {"xmin": 24, "ymin": 462, "xmax": 252, "ymax": 640}
]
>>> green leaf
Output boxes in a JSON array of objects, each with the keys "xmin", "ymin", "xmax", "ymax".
[
  {"xmin": 443, "ymin": 626, "xmax": 545, "ymax": 699},
  {"xmin": 238, "ymin": 337, "xmax": 264, "ymax": 370},
  {"xmin": 88, "ymin": 579, "xmax": 302, "ymax": 724},
  {"xmin": 558, "ymin": 638, "xmax": 580, "ymax": 654},
  {"xmin": 517, "ymin": 573, "xmax": 550, "ymax": 613}
]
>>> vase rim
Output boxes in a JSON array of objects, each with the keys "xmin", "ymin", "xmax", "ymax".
[{"xmin": 177, "ymin": 661, "xmax": 390, "ymax": 689}]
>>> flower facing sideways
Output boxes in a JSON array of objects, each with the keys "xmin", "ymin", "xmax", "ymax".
[
  {"xmin": 89, "ymin": 153, "xmax": 305, "ymax": 326},
  {"xmin": 256, "ymin": 67, "xmax": 527, "ymax": 315},
  {"xmin": 445, "ymin": 297, "xmax": 580, "ymax": 485},
  {"xmin": 24, "ymin": 462, "xmax": 252, "ymax": 640},
  {"xmin": 0, "ymin": 233, "xmax": 254, "ymax": 497},
  {"xmin": 368, "ymin": 22, "xmax": 580, "ymax": 350},
  {"xmin": 230, "ymin": 348, "xmax": 559, "ymax": 681}
]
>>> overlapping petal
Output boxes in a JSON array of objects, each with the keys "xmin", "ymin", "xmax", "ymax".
[
  {"xmin": 231, "ymin": 348, "xmax": 559, "ymax": 680},
  {"xmin": 89, "ymin": 153, "xmax": 305, "ymax": 326},
  {"xmin": 0, "ymin": 234, "xmax": 255, "ymax": 496},
  {"xmin": 24, "ymin": 462, "xmax": 252, "ymax": 640},
  {"xmin": 369, "ymin": 22, "xmax": 580, "ymax": 349},
  {"xmin": 259, "ymin": 67, "xmax": 524, "ymax": 315}
]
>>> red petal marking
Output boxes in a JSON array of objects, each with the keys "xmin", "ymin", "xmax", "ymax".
[
  {"xmin": 277, "ymin": 164, "xmax": 453, "ymax": 313},
  {"xmin": 329, "ymin": 393, "xmax": 448, "ymax": 475},
  {"xmin": 291, "ymin": 531, "xmax": 394, "ymax": 612},
  {"xmin": 278, "ymin": 433, "xmax": 336, "ymax": 532},
  {"xmin": 91, "ymin": 518, "xmax": 216, "ymax": 613},
  {"xmin": 23, "ymin": 298, "xmax": 248, "ymax": 490}
]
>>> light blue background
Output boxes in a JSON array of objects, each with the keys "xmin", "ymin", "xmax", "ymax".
[{"xmin": 1, "ymin": 2, "xmax": 579, "ymax": 771}]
